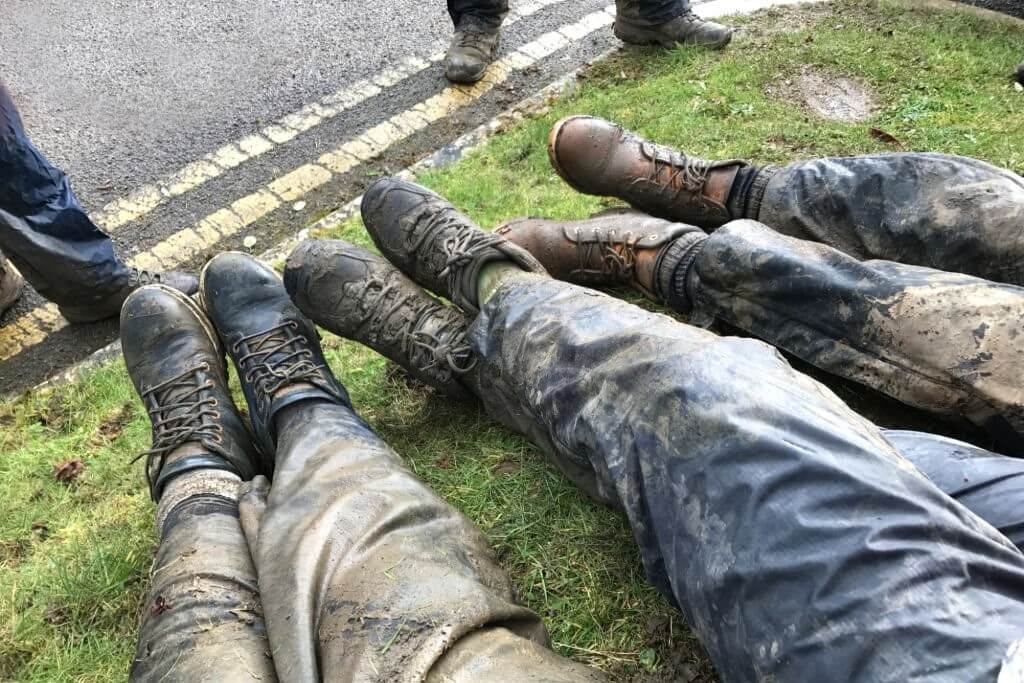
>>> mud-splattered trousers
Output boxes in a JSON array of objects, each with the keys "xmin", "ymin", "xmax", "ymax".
[
  {"xmin": 130, "ymin": 399, "xmax": 605, "ymax": 682},
  {"xmin": 750, "ymin": 153, "xmax": 1024, "ymax": 286},
  {"xmin": 448, "ymin": 0, "xmax": 688, "ymax": 29},
  {"xmin": 0, "ymin": 82, "xmax": 131, "ymax": 310},
  {"xmin": 464, "ymin": 276, "xmax": 1024, "ymax": 682}
]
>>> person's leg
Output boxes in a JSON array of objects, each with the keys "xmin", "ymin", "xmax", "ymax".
[
  {"xmin": 884, "ymin": 429, "xmax": 1024, "ymax": 550},
  {"xmin": 444, "ymin": 0, "xmax": 507, "ymax": 84},
  {"xmin": 546, "ymin": 115, "xmax": 1024, "ymax": 285},
  {"xmin": 0, "ymin": 82, "xmax": 196, "ymax": 322},
  {"xmin": 120, "ymin": 285, "xmax": 274, "ymax": 681},
  {"xmin": 287, "ymin": 237, "xmax": 1024, "ymax": 549},
  {"xmin": 501, "ymin": 210, "xmax": 1024, "ymax": 453},
  {"xmin": 614, "ymin": 0, "xmax": 732, "ymax": 49},
  {"xmin": 358, "ymin": 177, "xmax": 1024, "ymax": 681},
  {"xmin": 201, "ymin": 252, "xmax": 605, "ymax": 682}
]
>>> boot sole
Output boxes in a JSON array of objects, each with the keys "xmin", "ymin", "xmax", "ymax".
[{"xmin": 613, "ymin": 20, "xmax": 733, "ymax": 50}]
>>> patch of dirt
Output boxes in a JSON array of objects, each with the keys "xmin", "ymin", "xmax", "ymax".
[
  {"xmin": 768, "ymin": 66, "xmax": 877, "ymax": 123},
  {"xmin": 53, "ymin": 459, "xmax": 84, "ymax": 484},
  {"xmin": 92, "ymin": 403, "xmax": 134, "ymax": 444}
]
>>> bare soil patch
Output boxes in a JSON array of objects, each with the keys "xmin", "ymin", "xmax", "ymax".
[{"xmin": 768, "ymin": 66, "xmax": 877, "ymax": 122}]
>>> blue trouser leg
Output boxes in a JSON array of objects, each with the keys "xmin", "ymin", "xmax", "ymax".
[
  {"xmin": 755, "ymin": 153, "xmax": 1024, "ymax": 286},
  {"xmin": 684, "ymin": 219, "xmax": 1024, "ymax": 454},
  {"xmin": 884, "ymin": 429, "xmax": 1024, "ymax": 550},
  {"xmin": 468, "ymin": 276, "xmax": 1024, "ymax": 682},
  {"xmin": 0, "ymin": 82, "xmax": 129, "ymax": 309}
]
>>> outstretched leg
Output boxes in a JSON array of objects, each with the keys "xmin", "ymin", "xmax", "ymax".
[
  {"xmin": 201, "ymin": 252, "xmax": 604, "ymax": 682},
  {"xmin": 545, "ymin": 115, "xmax": 1024, "ymax": 284},
  {"xmin": 354, "ymin": 177, "xmax": 1024, "ymax": 681},
  {"xmin": 121, "ymin": 285, "xmax": 273, "ymax": 681}
]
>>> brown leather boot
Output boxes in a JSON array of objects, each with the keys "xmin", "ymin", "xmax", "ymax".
[
  {"xmin": 495, "ymin": 209, "xmax": 705, "ymax": 301},
  {"xmin": 547, "ymin": 115, "xmax": 768, "ymax": 228},
  {"xmin": 0, "ymin": 251, "xmax": 25, "ymax": 317}
]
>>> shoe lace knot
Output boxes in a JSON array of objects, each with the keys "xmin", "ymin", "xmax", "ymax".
[
  {"xmin": 135, "ymin": 362, "xmax": 222, "ymax": 491},
  {"xmin": 573, "ymin": 227, "xmax": 640, "ymax": 281},
  {"xmin": 354, "ymin": 275, "xmax": 477, "ymax": 377},
  {"xmin": 234, "ymin": 322, "xmax": 326, "ymax": 400},
  {"xmin": 641, "ymin": 142, "xmax": 712, "ymax": 198}
]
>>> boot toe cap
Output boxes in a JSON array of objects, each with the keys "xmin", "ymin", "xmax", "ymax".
[{"xmin": 547, "ymin": 115, "xmax": 621, "ymax": 194}]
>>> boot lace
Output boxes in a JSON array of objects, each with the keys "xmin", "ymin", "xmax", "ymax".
[
  {"xmin": 134, "ymin": 363, "xmax": 222, "ymax": 492},
  {"xmin": 641, "ymin": 142, "xmax": 712, "ymax": 200},
  {"xmin": 234, "ymin": 322, "xmax": 326, "ymax": 401},
  {"xmin": 573, "ymin": 227, "xmax": 640, "ymax": 282},
  {"xmin": 353, "ymin": 276, "xmax": 476, "ymax": 376},
  {"xmin": 454, "ymin": 17, "xmax": 496, "ymax": 48},
  {"xmin": 408, "ymin": 205, "xmax": 506, "ymax": 306}
]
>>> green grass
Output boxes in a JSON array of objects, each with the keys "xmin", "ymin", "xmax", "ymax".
[{"xmin": 2, "ymin": 1, "xmax": 1023, "ymax": 680}]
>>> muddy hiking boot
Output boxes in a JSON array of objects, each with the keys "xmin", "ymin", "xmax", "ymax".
[
  {"xmin": 285, "ymin": 239, "xmax": 478, "ymax": 400},
  {"xmin": 0, "ymin": 251, "xmax": 24, "ymax": 317},
  {"xmin": 361, "ymin": 177, "xmax": 546, "ymax": 313},
  {"xmin": 200, "ymin": 252, "xmax": 350, "ymax": 457},
  {"xmin": 496, "ymin": 209, "xmax": 707, "ymax": 302},
  {"xmin": 614, "ymin": 5, "xmax": 732, "ymax": 50},
  {"xmin": 548, "ymin": 115, "xmax": 773, "ymax": 229},
  {"xmin": 121, "ymin": 284, "xmax": 261, "ymax": 500},
  {"xmin": 61, "ymin": 267, "xmax": 199, "ymax": 324},
  {"xmin": 445, "ymin": 16, "xmax": 501, "ymax": 84}
]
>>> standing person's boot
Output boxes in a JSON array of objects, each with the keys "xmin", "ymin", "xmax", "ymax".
[
  {"xmin": 56, "ymin": 265, "xmax": 199, "ymax": 323},
  {"xmin": 614, "ymin": 0, "xmax": 732, "ymax": 49},
  {"xmin": 121, "ymin": 284, "xmax": 275, "ymax": 682},
  {"xmin": 284, "ymin": 239, "xmax": 477, "ymax": 400},
  {"xmin": 547, "ymin": 115, "xmax": 768, "ymax": 228},
  {"xmin": 361, "ymin": 178, "xmax": 546, "ymax": 313},
  {"xmin": 1017, "ymin": 60, "xmax": 1024, "ymax": 85},
  {"xmin": 199, "ymin": 252, "xmax": 350, "ymax": 456},
  {"xmin": 445, "ymin": 16, "xmax": 502, "ymax": 84},
  {"xmin": 0, "ymin": 250, "xmax": 24, "ymax": 316},
  {"xmin": 495, "ymin": 210, "xmax": 706, "ymax": 302}
]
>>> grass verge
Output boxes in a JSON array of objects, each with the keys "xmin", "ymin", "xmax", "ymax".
[{"xmin": 2, "ymin": 1, "xmax": 1023, "ymax": 680}]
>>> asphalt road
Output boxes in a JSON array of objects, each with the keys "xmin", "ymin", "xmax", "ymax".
[{"xmin": 0, "ymin": 0, "xmax": 626, "ymax": 394}]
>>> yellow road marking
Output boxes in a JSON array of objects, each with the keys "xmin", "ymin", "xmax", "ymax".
[{"xmin": 0, "ymin": 4, "xmax": 616, "ymax": 362}]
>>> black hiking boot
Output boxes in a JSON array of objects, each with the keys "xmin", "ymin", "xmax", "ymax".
[
  {"xmin": 121, "ymin": 284, "xmax": 262, "ymax": 500},
  {"xmin": 284, "ymin": 239, "xmax": 477, "ymax": 400},
  {"xmin": 445, "ymin": 16, "xmax": 501, "ymax": 84},
  {"xmin": 0, "ymin": 251, "xmax": 24, "ymax": 317},
  {"xmin": 199, "ymin": 252, "xmax": 350, "ymax": 456},
  {"xmin": 361, "ymin": 177, "xmax": 546, "ymax": 314},
  {"xmin": 61, "ymin": 267, "xmax": 199, "ymax": 324},
  {"xmin": 614, "ymin": 7, "xmax": 732, "ymax": 50}
]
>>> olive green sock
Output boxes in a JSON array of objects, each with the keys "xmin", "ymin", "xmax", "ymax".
[{"xmin": 477, "ymin": 262, "xmax": 534, "ymax": 305}]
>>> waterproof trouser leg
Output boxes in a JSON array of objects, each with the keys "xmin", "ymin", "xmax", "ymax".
[
  {"xmin": 683, "ymin": 219, "xmax": 1024, "ymax": 454},
  {"xmin": 130, "ymin": 470, "xmax": 276, "ymax": 682},
  {"xmin": 0, "ymin": 82, "xmax": 130, "ymax": 309},
  {"xmin": 240, "ymin": 399, "xmax": 604, "ymax": 683},
  {"xmin": 884, "ymin": 429, "xmax": 1024, "ymax": 550},
  {"xmin": 467, "ymin": 276, "xmax": 1024, "ymax": 682},
  {"xmin": 615, "ymin": 0, "xmax": 690, "ymax": 25},
  {"xmin": 447, "ymin": 0, "xmax": 508, "ymax": 28},
  {"xmin": 753, "ymin": 152, "xmax": 1024, "ymax": 285}
]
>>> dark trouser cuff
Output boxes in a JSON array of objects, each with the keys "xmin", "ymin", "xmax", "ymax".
[
  {"xmin": 656, "ymin": 232, "xmax": 708, "ymax": 313},
  {"xmin": 744, "ymin": 165, "xmax": 779, "ymax": 220}
]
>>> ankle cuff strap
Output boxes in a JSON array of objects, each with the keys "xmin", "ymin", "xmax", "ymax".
[{"xmin": 152, "ymin": 454, "xmax": 240, "ymax": 501}]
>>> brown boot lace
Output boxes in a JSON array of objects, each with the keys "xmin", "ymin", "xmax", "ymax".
[{"xmin": 234, "ymin": 322, "xmax": 327, "ymax": 401}]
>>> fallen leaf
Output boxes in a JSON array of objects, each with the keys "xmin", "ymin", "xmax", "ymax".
[
  {"xmin": 492, "ymin": 460, "xmax": 521, "ymax": 475},
  {"xmin": 869, "ymin": 127, "xmax": 903, "ymax": 147},
  {"xmin": 53, "ymin": 459, "xmax": 84, "ymax": 484},
  {"xmin": 435, "ymin": 456, "xmax": 453, "ymax": 470}
]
